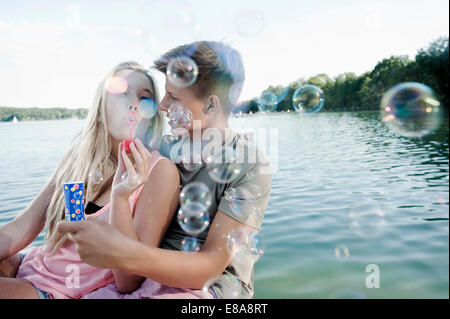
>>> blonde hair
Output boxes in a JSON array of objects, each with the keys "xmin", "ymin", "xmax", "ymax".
[{"xmin": 45, "ymin": 61, "xmax": 164, "ymax": 253}]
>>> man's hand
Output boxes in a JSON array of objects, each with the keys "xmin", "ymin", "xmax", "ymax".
[{"xmin": 56, "ymin": 219, "xmax": 133, "ymax": 269}]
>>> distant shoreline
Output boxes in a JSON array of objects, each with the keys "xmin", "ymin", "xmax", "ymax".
[{"xmin": 0, "ymin": 106, "xmax": 88, "ymax": 122}]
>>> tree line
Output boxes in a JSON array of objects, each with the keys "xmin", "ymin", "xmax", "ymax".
[
  {"xmin": 233, "ymin": 36, "xmax": 449, "ymax": 114},
  {"xmin": 0, "ymin": 106, "xmax": 88, "ymax": 122},
  {"xmin": 1, "ymin": 37, "xmax": 448, "ymax": 120}
]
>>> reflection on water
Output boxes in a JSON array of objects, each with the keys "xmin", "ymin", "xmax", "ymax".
[{"xmin": 0, "ymin": 111, "xmax": 448, "ymax": 298}]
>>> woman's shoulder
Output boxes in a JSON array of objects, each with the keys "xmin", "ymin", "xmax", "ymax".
[{"xmin": 148, "ymin": 152, "xmax": 179, "ymax": 182}]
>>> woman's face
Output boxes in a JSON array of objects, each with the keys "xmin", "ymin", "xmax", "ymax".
[{"xmin": 105, "ymin": 69, "xmax": 156, "ymax": 147}]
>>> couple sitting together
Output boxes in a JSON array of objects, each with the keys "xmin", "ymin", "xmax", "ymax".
[{"xmin": 0, "ymin": 41, "xmax": 272, "ymax": 299}]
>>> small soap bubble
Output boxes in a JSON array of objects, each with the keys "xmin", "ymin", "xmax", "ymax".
[
  {"xmin": 234, "ymin": 9, "xmax": 265, "ymax": 37},
  {"xmin": 180, "ymin": 182, "xmax": 212, "ymax": 210},
  {"xmin": 139, "ymin": 97, "xmax": 157, "ymax": 119},
  {"xmin": 292, "ymin": 85, "xmax": 325, "ymax": 113},
  {"xmin": 89, "ymin": 169, "xmax": 104, "ymax": 185},
  {"xmin": 177, "ymin": 202, "xmax": 210, "ymax": 236},
  {"xmin": 348, "ymin": 200, "xmax": 387, "ymax": 238},
  {"xmin": 334, "ymin": 244, "xmax": 350, "ymax": 260},
  {"xmin": 258, "ymin": 92, "xmax": 278, "ymax": 112},
  {"xmin": 181, "ymin": 236, "xmax": 201, "ymax": 252},
  {"xmin": 105, "ymin": 76, "xmax": 128, "ymax": 95},
  {"xmin": 224, "ymin": 187, "xmax": 237, "ymax": 201},
  {"xmin": 380, "ymin": 82, "xmax": 441, "ymax": 137},
  {"xmin": 167, "ymin": 56, "xmax": 198, "ymax": 88},
  {"xmin": 206, "ymin": 146, "xmax": 241, "ymax": 184}
]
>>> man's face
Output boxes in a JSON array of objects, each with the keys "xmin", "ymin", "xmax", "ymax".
[{"xmin": 159, "ymin": 78, "xmax": 210, "ymax": 133}]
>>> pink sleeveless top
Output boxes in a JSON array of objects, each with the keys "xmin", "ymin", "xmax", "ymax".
[{"xmin": 17, "ymin": 151, "xmax": 164, "ymax": 299}]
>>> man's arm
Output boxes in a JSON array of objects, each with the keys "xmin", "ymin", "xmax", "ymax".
[
  {"xmin": 57, "ymin": 159, "xmax": 272, "ymax": 290},
  {"xmin": 58, "ymin": 210, "xmax": 253, "ymax": 290}
]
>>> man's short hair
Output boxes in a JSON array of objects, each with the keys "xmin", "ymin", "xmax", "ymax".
[{"xmin": 153, "ymin": 41, "xmax": 245, "ymax": 114}]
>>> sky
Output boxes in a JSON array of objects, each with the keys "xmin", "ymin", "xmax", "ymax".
[{"xmin": 0, "ymin": 0, "xmax": 448, "ymax": 109}]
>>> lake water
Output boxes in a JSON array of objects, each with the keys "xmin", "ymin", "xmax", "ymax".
[{"xmin": 0, "ymin": 111, "xmax": 448, "ymax": 298}]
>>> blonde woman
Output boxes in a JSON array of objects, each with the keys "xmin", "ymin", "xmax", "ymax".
[{"xmin": 0, "ymin": 62, "xmax": 181, "ymax": 298}]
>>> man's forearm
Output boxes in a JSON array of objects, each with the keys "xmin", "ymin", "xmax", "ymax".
[{"xmin": 120, "ymin": 239, "xmax": 222, "ymax": 290}]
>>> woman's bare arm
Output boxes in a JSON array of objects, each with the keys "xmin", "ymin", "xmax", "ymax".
[
  {"xmin": 0, "ymin": 147, "xmax": 74, "ymax": 261},
  {"xmin": 0, "ymin": 172, "xmax": 54, "ymax": 261},
  {"xmin": 110, "ymin": 157, "xmax": 180, "ymax": 293}
]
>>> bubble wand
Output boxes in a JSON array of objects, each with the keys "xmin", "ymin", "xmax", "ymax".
[{"xmin": 123, "ymin": 109, "xmax": 136, "ymax": 154}]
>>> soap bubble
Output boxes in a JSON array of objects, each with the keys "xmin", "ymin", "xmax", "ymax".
[
  {"xmin": 224, "ymin": 187, "xmax": 238, "ymax": 201},
  {"xmin": 105, "ymin": 76, "xmax": 128, "ymax": 95},
  {"xmin": 139, "ymin": 0, "xmax": 197, "ymax": 55},
  {"xmin": 224, "ymin": 185, "xmax": 264, "ymax": 220},
  {"xmin": 181, "ymin": 151, "xmax": 203, "ymax": 171},
  {"xmin": 89, "ymin": 169, "xmax": 103, "ymax": 184},
  {"xmin": 168, "ymin": 103, "xmax": 193, "ymax": 136},
  {"xmin": 258, "ymin": 92, "xmax": 278, "ymax": 112},
  {"xmin": 139, "ymin": 97, "xmax": 157, "ymax": 119},
  {"xmin": 380, "ymin": 82, "xmax": 441, "ymax": 137},
  {"xmin": 206, "ymin": 146, "xmax": 241, "ymax": 184},
  {"xmin": 234, "ymin": 9, "xmax": 265, "ymax": 37},
  {"xmin": 176, "ymin": 137, "xmax": 204, "ymax": 171},
  {"xmin": 229, "ymin": 82, "xmax": 244, "ymax": 106},
  {"xmin": 334, "ymin": 244, "xmax": 350, "ymax": 260},
  {"xmin": 180, "ymin": 182, "xmax": 212, "ymax": 210},
  {"xmin": 226, "ymin": 226, "xmax": 265, "ymax": 261},
  {"xmin": 167, "ymin": 56, "xmax": 198, "ymax": 88},
  {"xmin": 292, "ymin": 85, "xmax": 325, "ymax": 113},
  {"xmin": 177, "ymin": 202, "xmax": 210, "ymax": 236},
  {"xmin": 181, "ymin": 236, "xmax": 201, "ymax": 252},
  {"xmin": 348, "ymin": 200, "xmax": 387, "ymax": 238},
  {"xmin": 202, "ymin": 274, "xmax": 246, "ymax": 298}
]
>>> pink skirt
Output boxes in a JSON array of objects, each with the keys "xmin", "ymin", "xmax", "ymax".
[{"xmin": 81, "ymin": 278, "xmax": 216, "ymax": 299}]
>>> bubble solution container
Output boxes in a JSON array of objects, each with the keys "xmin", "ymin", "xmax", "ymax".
[{"xmin": 63, "ymin": 182, "xmax": 85, "ymax": 221}]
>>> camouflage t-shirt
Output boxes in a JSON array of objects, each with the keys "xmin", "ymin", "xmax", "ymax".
[{"xmin": 157, "ymin": 129, "xmax": 272, "ymax": 298}]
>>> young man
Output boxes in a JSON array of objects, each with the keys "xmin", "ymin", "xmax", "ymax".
[{"xmin": 58, "ymin": 41, "xmax": 272, "ymax": 299}]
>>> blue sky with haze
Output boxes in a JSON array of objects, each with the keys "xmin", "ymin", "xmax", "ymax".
[{"xmin": 0, "ymin": 0, "xmax": 448, "ymax": 108}]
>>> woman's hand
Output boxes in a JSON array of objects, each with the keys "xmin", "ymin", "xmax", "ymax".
[{"xmin": 112, "ymin": 138, "xmax": 152, "ymax": 200}]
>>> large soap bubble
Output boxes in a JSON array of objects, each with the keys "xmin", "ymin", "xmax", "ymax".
[
  {"xmin": 292, "ymin": 85, "xmax": 325, "ymax": 113},
  {"xmin": 180, "ymin": 182, "xmax": 212, "ymax": 210},
  {"xmin": 258, "ymin": 92, "xmax": 278, "ymax": 112},
  {"xmin": 380, "ymin": 82, "xmax": 441, "ymax": 137},
  {"xmin": 177, "ymin": 202, "xmax": 210, "ymax": 236},
  {"xmin": 234, "ymin": 9, "xmax": 265, "ymax": 37},
  {"xmin": 205, "ymin": 146, "xmax": 242, "ymax": 184},
  {"xmin": 167, "ymin": 56, "xmax": 198, "ymax": 88}
]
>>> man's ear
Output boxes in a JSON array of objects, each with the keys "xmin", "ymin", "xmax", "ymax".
[{"xmin": 204, "ymin": 95, "xmax": 221, "ymax": 115}]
